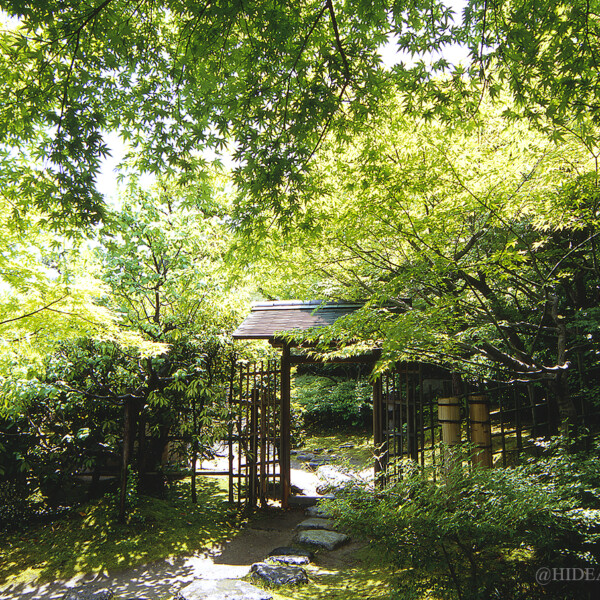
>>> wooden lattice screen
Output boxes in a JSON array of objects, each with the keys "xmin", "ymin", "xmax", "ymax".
[
  {"xmin": 228, "ymin": 360, "xmax": 282, "ymax": 507},
  {"xmin": 373, "ymin": 364, "xmax": 440, "ymax": 484},
  {"xmin": 373, "ymin": 367, "xmax": 555, "ymax": 484}
]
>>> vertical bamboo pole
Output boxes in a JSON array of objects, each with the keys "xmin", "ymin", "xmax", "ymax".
[
  {"xmin": 514, "ymin": 386, "xmax": 523, "ymax": 452},
  {"xmin": 227, "ymin": 365, "xmax": 234, "ymax": 504},
  {"xmin": 259, "ymin": 362, "xmax": 267, "ymax": 506},
  {"xmin": 274, "ymin": 360, "xmax": 280, "ymax": 497},
  {"xmin": 419, "ymin": 368, "xmax": 425, "ymax": 468},
  {"xmin": 263, "ymin": 362, "xmax": 270, "ymax": 503},
  {"xmin": 468, "ymin": 395, "xmax": 492, "ymax": 468},
  {"xmin": 249, "ymin": 387, "xmax": 258, "ymax": 507},
  {"xmin": 499, "ymin": 389, "xmax": 507, "ymax": 467},
  {"xmin": 392, "ymin": 371, "xmax": 398, "ymax": 478},
  {"xmin": 438, "ymin": 396, "xmax": 461, "ymax": 474},
  {"xmin": 372, "ymin": 377, "xmax": 382, "ymax": 475},
  {"xmin": 280, "ymin": 344, "xmax": 291, "ymax": 508},
  {"xmin": 372, "ymin": 376, "xmax": 383, "ymax": 482},
  {"xmin": 237, "ymin": 363, "xmax": 243, "ymax": 506}
]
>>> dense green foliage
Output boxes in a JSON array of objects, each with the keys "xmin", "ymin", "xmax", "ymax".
[
  {"xmin": 0, "ymin": 177, "xmax": 251, "ymax": 523},
  {"xmin": 293, "ymin": 374, "xmax": 372, "ymax": 428},
  {"xmin": 324, "ymin": 441, "xmax": 600, "ymax": 599},
  {"xmin": 2, "ymin": 0, "xmax": 600, "ymax": 230},
  {"xmin": 2, "ymin": 4, "xmax": 600, "ymax": 595},
  {"xmin": 254, "ymin": 93, "xmax": 600, "ymax": 435}
]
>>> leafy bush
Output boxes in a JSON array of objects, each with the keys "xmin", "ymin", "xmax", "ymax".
[
  {"xmin": 293, "ymin": 374, "xmax": 371, "ymax": 429},
  {"xmin": 0, "ymin": 482, "xmax": 29, "ymax": 530},
  {"xmin": 324, "ymin": 441, "xmax": 600, "ymax": 600}
]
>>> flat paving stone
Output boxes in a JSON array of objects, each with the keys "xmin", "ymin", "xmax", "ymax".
[
  {"xmin": 268, "ymin": 546, "xmax": 314, "ymax": 559},
  {"xmin": 296, "ymin": 453, "xmax": 314, "ymax": 462},
  {"xmin": 295, "ymin": 529, "xmax": 350, "ymax": 551},
  {"xmin": 176, "ymin": 579, "xmax": 272, "ymax": 600},
  {"xmin": 297, "ymin": 517, "xmax": 336, "ymax": 531},
  {"xmin": 305, "ymin": 505, "xmax": 332, "ymax": 519},
  {"xmin": 267, "ymin": 555, "xmax": 310, "ymax": 566},
  {"xmin": 251, "ymin": 563, "xmax": 309, "ymax": 586}
]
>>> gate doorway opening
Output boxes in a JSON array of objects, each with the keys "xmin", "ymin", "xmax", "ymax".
[{"xmin": 231, "ymin": 301, "xmax": 395, "ymax": 508}]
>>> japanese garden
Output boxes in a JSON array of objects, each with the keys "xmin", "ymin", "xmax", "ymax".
[{"xmin": 1, "ymin": 1, "xmax": 600, "ymax": 599}]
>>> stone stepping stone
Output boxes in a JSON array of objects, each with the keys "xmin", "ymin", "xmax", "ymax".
[
  {"xmin": 317, "ymin": 465, "xmax": 354, "ymax": 487},
  {"xmin": 267, "ymin": 554, "xmax": 310, "ymax": 566},
  {"xmin": 305, "ymin": 505, "xmax": 331, "ymax": 519},
  {"xmin": 251, "ymin": 562, "xmax": 309, "ymax": 585},
  {"xmin": 268, "ymin": 546, "xmax": 314, "ymax": 560},
  {"xmin": 297, "ymin": 517, "xmax": 336, "ymax": 531},
  {"xmin": 177, "ymin": 579, "xmax": 272, "ymax": 600},
  {"xmin": 295, "ymin": 529, "xmax": 350, "ymax": 551},
  {"xmin": 296, "ymin": 453, "xmax": 314, "ymax": 462},
  {"xmin": 63, "ymin": 589, "xmax": 113, "ymax": 600}
]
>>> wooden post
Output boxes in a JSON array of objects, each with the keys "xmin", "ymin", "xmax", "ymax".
[
  {"xmin": 438, "ymin": 396, "xmax": 461, "ymax": 473},
  {"xmin": 249, "ymin": 388, "xmax": 259, "ymax": 507},
  {"xmin": 259, "ymin": 368, "xmax": 267, "ymax": 506},
  {"xmin": 469, "ymin": 395, "xmax": 492, "ymax": 468},
  {"xmin": 227, "ymin": 419, "xmax": 234, "ymax": 504},
  {"xmin": 280, "ymin": 344, "xmax": 291, "ymax": 508}
]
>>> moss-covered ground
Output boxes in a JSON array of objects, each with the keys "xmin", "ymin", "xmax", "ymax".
[
  {"xmin": 299, "ymin": 429, "xmax": 373, "ymax": 467},
  {"xmin": 0, "ymin": 476, "xmax": 244, "ymax": 591}
]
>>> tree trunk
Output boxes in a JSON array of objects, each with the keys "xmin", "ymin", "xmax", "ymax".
[{"xmin": 550, "ymin": 294, "xmax": 578, "ymax": 438}]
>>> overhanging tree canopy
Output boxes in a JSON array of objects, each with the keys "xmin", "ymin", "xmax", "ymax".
[{"xmin": 2, "ymin": 0, "xmax": 600, "ymax": 231}]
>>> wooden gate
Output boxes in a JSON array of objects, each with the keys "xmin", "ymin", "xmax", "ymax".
[
  {"xmin": 228, "ymin": 360, "xmax": 283, "ymax": 507},
  {"xmin": 373, "ymin": 364, "xmax": 440, "ymax": 484}
]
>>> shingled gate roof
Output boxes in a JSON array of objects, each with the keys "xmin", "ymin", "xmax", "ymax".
[{"xmin": 232, "ymin": 300, "xmax": 363, "ymax": 342}]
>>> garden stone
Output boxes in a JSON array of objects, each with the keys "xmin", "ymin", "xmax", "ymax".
[
  {"xmin": 267, "ymin": 554, "xmax": 310, "ymax": 566},
  {"xmin": 308, "ymin": 457, "xmax": 331, "ymax": 468},
  {"xmin": 177, "ymin": 579, "xmax": 272, "ymax": 600},
  {"xmin": 305, "ymin": 505, "xmax": 331, "ymax": 518},
  {"xmin": 268, "ymin": 546, "xmax": 314, "ymax": 560},
  {"xmin": 251, "ymin": 562, "xmax": 309, "ymax": 585},
  {"xmin": 296, "ymin": 453, "xmax": 314, "ymax": 462},
  {"xmin": 339, "ymin": 443, "xmax": 355, "ymax": 449},
  {"xmin": 63, "ymin": 588, "xmax": 113, "ymax": 600},
  {"xmin": 316, "ymin": 465, "xmax": 354, "ymax": 493},
  {"xmin": 297, "ymin": 517, "xmax": 336, "ymax": 531},
  {"xmin": 295, "ymin": 529, "xmax": 350, "ymax": 550},
  {"xmin": 316, "ymin": 465, "xmax": 354, "ymax": 487}
]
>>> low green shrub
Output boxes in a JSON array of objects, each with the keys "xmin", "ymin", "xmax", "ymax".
[{"xmin": 324, "ymin": 441, "xmax": 600, "ymax": 600}]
